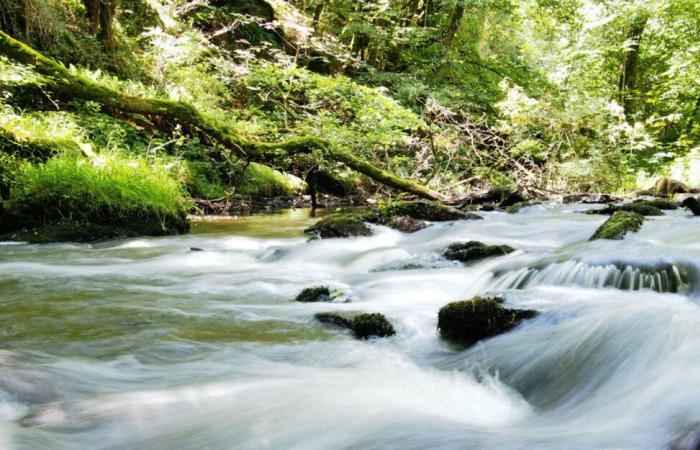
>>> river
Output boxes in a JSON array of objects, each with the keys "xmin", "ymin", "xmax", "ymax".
[{"xmin": 1, "ymin": 204, "xmax": 699, "ymax": 449}]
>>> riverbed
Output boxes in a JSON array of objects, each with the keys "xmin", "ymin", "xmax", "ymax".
[{"xmin": 1, "ymin": 204, "xmax": 700, "ymax": 449}]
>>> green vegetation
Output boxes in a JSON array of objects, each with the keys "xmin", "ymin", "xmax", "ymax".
[
  {"xmin": 590, "ymin": 211, "xmax": 646, "ymax": 240},
  {"xmin": 0, "ymin": 0, "xmax": 698, "ymax": 240},
  {"xmin": 443, "ymin": 241, "xmax": 515, "ymax": 264},
  {"xmin": 0, "ymin": 154, "xmax": 189, "ymax": 242}
]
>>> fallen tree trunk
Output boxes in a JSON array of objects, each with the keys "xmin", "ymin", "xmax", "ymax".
[{"xmin": 0, "ymin": 31, "xmax": 446, "ymax": 201}]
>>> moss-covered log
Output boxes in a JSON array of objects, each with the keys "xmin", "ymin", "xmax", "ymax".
[{"xmin": 0, "ymin": 31, "xmax": 445, "ymax": 201}]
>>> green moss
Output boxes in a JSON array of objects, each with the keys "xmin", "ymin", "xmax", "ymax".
[
  {"xmin": 588, "ymin": 202, "xmax": 664, "ymax": 216},
  {"xmin": 506, "ymin": 201, "xmax": 539, "ymax": 214},
  {"xmin": 444, "ymin": 241, "xmax": 515, "ymax": 263},
  {"xmin": 437, "ymin": 297, "xmax": 537, "ymax": 345},
  {"xmin": 0, "ymin": 154, "xmax": 189, "ymax": 241},
  {"xmin": 304, "ymin": 214, "xmax": 372, "ymax": 238},
  {"xmin": 590, "ymin": 211, "xmax": 645, "ymax": 240},
  {"xmin": 237, "ymin": 162, "xmax": 306, "ymax": 197}
]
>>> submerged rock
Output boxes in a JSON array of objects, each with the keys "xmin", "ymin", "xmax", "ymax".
[
  {"xmin": 295, "ymin": 286, "xmax": 332, "ymax": 303},
  {"xmin": 681, "ymin": 197, "xmax": 700, "ymax": 216},
  {"xmin": 590, "ymin": 211, "xmax": 645, "ymax": 240},
  {"xmin": 437, "ymin": 297, "xmax": 537, "ymax": 345},
  {"xmin": 304, "ymin": 214, "xmax": 372, "ymax": 239},
  {"xmin": 364, "ymin": 200, "xmax": 481, "ymax": 225},
  {"xmin": 315, "ymin": 312, "xmax": 396, "ymax": 339},
  {"xmin": 444, "ymin": 241, "xmax": 515, "ymax": 263}
]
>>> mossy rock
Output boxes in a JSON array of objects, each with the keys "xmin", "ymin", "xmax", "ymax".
[
  {"xmin": 681, "ymin": 197, "xmax": 700, "ymax": 216},
  {"xmin": 498, "ymin": 191, "xmax": 527, "ymax": 208},
  {"xmin": 588, "ymin": 202, "xmax": 663, "ymax": 216},
  {"xmin": 363, "ymin": 200, "xmax": 480, "ymax": 226},
  {"xmin": 437, "ymin": 297, "xmax": 537, "ymax": 345},
  {"xmin": 306, "ymin": 170, "xmax": 359, "ymax": 197},
  {"xmin": 304, "ymin": 214, "xmax": 372, "ymax": 239},
  {"xmin": 443, "ymin": 241, "xmax": 515, "ymax": 263},
  {"xmin": 295, "ymin": 286, "xmax": 332, "ymax": 303},
  {"xmin": 632, "ymin": 198, "xmax": 678, "ymax": 210},
  {"xmin": 314, "ymin": 312, "xmax": 396, "ymax": 339},
  {"xmin": 506, "ymin": 201, "xmax": 540, "ymax": 214},
  {"xmin": 590, "ymin": 211, "xmax": 645, "ymax": 240}
]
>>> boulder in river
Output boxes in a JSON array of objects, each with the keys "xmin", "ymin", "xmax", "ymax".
[
  {"xmin": 315, "ymin": 312, "xmax": 396, "ymax": 339},
  {"xmin": 304, "ymin": 214, "xmax": 372, "ymax": 239},
  {"xmin": 681, "ymin": 196, "xmax": 700, "ymax": 216},
  {"xmin": 363, "ymin": 200, "xmax": 481, "ymax": 225},
  {"xmin": 506, "ymin": 201, "xmax": 540, "ymax": 214},
  {"xmin": 295, "ymin": 286, "xmax": 333, "ymax": 303},
  {"xmin": 590, "ymin": 211, "xmax": 645, "ymax": 240},
  {"xmin": 437, "ymin": 297, "xmax": 537, "ymax": 345},
  {"xmin": 390, "ymin": 215, "xmax": 427, "ymax": 233},
  {"xmin": 588, "ymin": 201, "xmax": 663, "ymax": 216},
  {"xmin": 632, "ymin": 198, "xmax": 678, "ymax": 210},
  {"xmin": 563, "ymin": 193, "xmax": 622, "ymax": 204},
  {"xmin": 444, "ymin": 241, "xmax": 515, "ymax": 263}
]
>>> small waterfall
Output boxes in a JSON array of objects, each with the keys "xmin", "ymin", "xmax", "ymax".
[{"xmin": 492, "ymin": 260, "xmax": 693, "ymax": 294}]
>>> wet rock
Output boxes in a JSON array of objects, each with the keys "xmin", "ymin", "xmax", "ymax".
[
  {"xmin": 506, "ymin": 201, "xmax": 540, "ymax": 214},
  {"xmin": 364, "ymin": 200, "xmax": 480, "ymax": 225},
  {"xmin": 588, "ymin": 202, "xmax": 663, "ymax": 216},
  {"xmin": 295, "ymin": 286, "xmax": 332, "ymax": 303},
  {"xmin": 632, "ymin": 198, "xmax": 678, "ymax": 210},
  {"xmin": 498, "ymin": 191, "xmax": 526, "ymax": 208},
  {"xmin": 190, "ymin": 247, "xmax": 205, "ymax": 252},
  {"xmin": 444, "ymin": 241, "xmax": 515, "ymax": 263},
  {"xmin": 314, "ymin": 312, "xmax": 396, "ymax": 339},
  {"xmin": 681, "ymin": 197, "xmax": 700, "ymax": 216},
  {"xmin": 590, "ymin": 211, "xmax": 645, "ymax": 240},
  {"xmin": 437, "ymin": 297, "xmax": 537, "ymax": 345},
  {"xmin": 563, "ymin": 193, "xmax": 622, "ymax": 204},
  {"xmin": 390, "ymin": 216, "xmax": 427, "ymax": 233},
  {"xmin": 304, "ymin": 214, "xmax": 372, "ymax": 239}
]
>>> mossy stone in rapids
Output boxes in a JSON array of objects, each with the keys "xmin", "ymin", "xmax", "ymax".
[
  {"xmin": 315, "ymin": 311, "xmax": 396, "ymax": 339},
  {"xmin": 363, "ymin": 200, "xmax": 481, "ymax": 225},
  {"xmin": 590, "ymin": 211, "xmax": 645, "ymax": 240},
  {"xmin": 295, "ymin": 286, "xmax": 332, "ymax": 303},
  {"xmin": 437, "ymin": 297, "xmax": 537, "ymax": 345},
  {"xmin": 588, "ymin": 202, "xmax": 663, "ymax": 216},
  {"xmin": 304, "ymin": 214, "xmax": 372, "ymax": 238},
  {"xmin": 632, "ymin": 198, "xmax": 678, "ymax": 210},
  {"xmin": 443, "ymin": 241, "xmax": 515, "ymax": 263}
]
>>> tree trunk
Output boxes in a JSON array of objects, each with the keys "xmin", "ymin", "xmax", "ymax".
[
  {"xmin": 312, "ymin": 1, "xmax": 324, "ymax": 34},
  {"xmin": 617, "ymin": 13, "xmax": 648, "ymax": 119},
  {"xmin": 82, "ymin": 0, "xmax": 100, "ymax": 35},
  {"xmin": 0, "ymin": 31, "xmax": 446, "ymax": 202},
  {"xmin": 444, "ymin": 1, "xmax": 465, "ymax": 47},
  {"xmin": 98, "ymin": 0, "xmax": 116, "ymax": 50}
]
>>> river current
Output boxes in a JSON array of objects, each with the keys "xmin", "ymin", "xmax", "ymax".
[{"xmin": 1, "ymin": 204, "xmax": 700, "ymax": 449}]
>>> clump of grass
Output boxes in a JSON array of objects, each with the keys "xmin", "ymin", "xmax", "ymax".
[{"xmin": 1, "ymin": 154, "xmax": 190, "ymax": 241}]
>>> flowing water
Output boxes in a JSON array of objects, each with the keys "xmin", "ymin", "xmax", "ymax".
[{"xmin": 2, "ymin": 204, "xmax": 700, "ymax": 449}]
